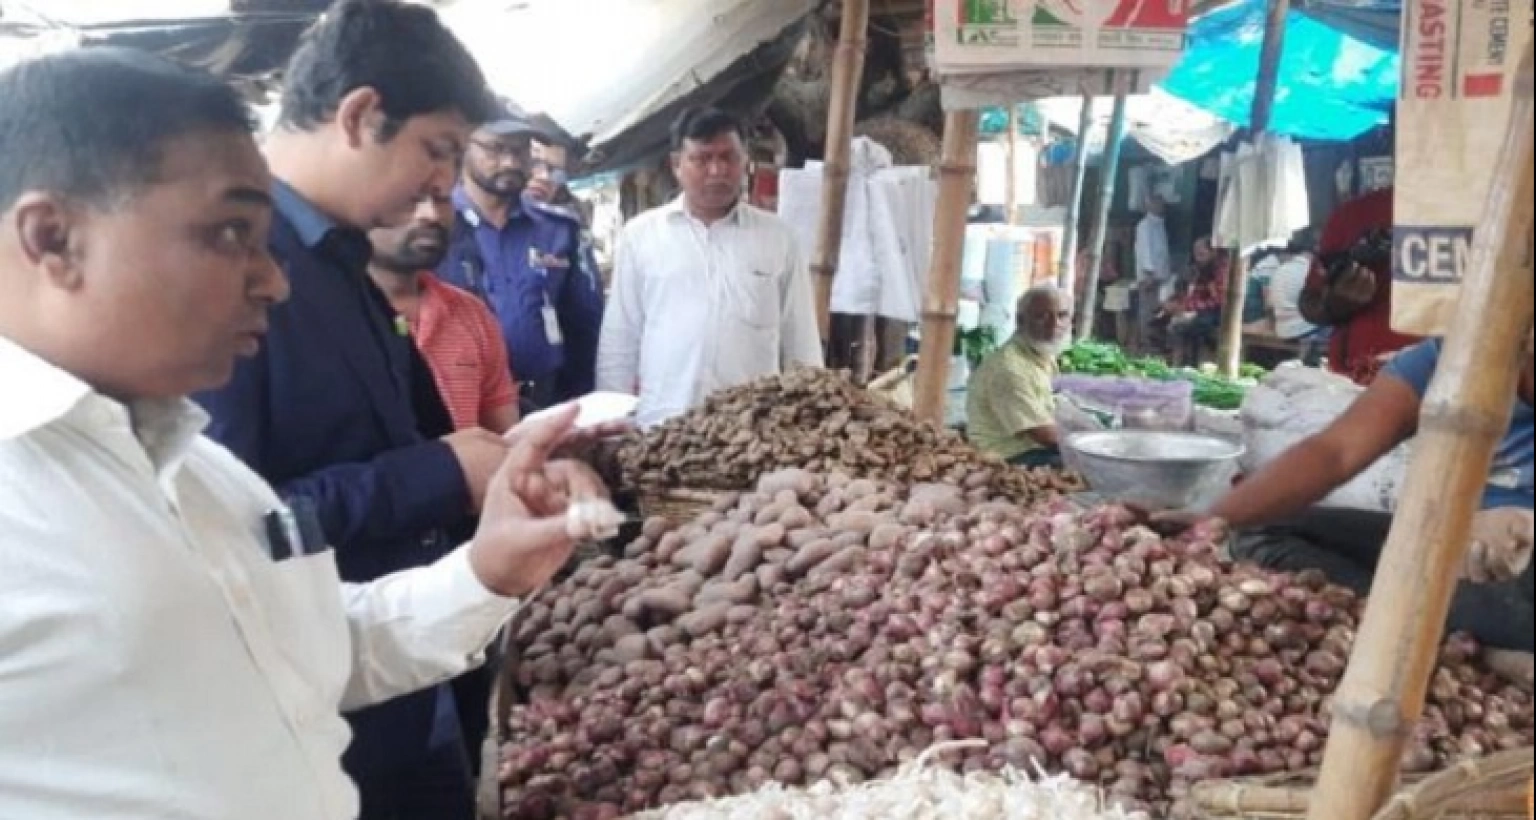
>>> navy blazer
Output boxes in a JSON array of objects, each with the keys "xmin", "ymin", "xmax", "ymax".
[
  {"xmin": 196, "ymin": 182, "xmax": 469, "ymax": 582},
  {"xmin": 194, "ymin": 181, "xmax": 470, "ymax": 779}
]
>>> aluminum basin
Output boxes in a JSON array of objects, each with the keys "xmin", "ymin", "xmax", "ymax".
[{"xmin": 1065, "ymin": 430, "xmax": 1245, "ymax": 512}]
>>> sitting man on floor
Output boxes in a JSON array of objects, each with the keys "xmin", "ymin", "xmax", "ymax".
[{"xmin": 968, "ymin": 285, "xmax": 1072, "ymax": 469}]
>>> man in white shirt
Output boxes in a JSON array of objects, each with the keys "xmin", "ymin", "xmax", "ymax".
[
  {"xmin": 597, "ymin": 108, "xmax": 824, "ymax": 427},
  {"xmin": 0, "ymin": 48, "xmax": 609, "ymax": 820},
  {"xmin": 1134, "ymin": 194, "xmax": 1173, "ymax": 354},
  {"xmin": 1268, "ymin": 244, "xmax": 1319, "ymax": 341}
]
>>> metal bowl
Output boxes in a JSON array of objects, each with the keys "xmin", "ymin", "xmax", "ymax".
[{"xmin": 1065, "ymin": 430, "xmax": 1245, "ymax": 512}]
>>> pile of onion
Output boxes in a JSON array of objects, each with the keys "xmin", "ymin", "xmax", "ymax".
[{"xmin": 498, "ymin": 473, "xmax": 1534, "ymax": 819}]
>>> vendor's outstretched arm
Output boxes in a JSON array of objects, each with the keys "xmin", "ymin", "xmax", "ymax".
[
  {"xmin": 1208, "ymin": 374, "xmax": 1421, "ymax": 528},
  {"xmin": 1024, "ymin": 425, "xmax": 1061, "ymax": 448}
]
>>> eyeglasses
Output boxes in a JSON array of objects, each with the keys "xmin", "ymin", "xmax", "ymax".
[{"xmin": 471, "ymin": 139, "xmax": 532, "ymax": 160}]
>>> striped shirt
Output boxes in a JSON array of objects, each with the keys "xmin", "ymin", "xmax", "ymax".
[{"xmin": 409, "ymin": 274, "xmax": 518, "ymax": 431}]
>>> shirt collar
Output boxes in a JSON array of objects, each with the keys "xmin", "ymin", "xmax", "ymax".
[
  {"xmin": 272, "ymin": 178, "xmax": 338, "ymax": 250},
  {"xmin": 0, "ymin": 335, "xmax": 209, "ymax": 465},
  {"xmin": 664, "ymin": 196, "xmax": 746, "ymax": 228},
  {"xmin": 453, "ymin": 185, "xmax": 528, "ymax": 229}
]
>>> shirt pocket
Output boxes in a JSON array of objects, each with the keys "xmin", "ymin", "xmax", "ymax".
[
  {"xmin": 724, "ymin": 268, "xmax": 780, "ymax": 330},
  {"xmin": 263, "ymin": 552, "xmax": 351, "ymax": 701}
]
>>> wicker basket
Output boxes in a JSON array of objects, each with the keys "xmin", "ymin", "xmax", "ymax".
[
  {"xmin": 1191, "ymin": 749, "xmax": 1534, "ymax": 819},
  {"xmin": 635, "ymin": 486, "xmax": 728, "ymax": 524}
]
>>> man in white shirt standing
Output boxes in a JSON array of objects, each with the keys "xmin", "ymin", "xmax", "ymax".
[
  {"xmin": 0, "ymin": 48, "xmax": 610, "ymax": 820},
  {"xmin": 597, "ymin": 108, "xmax": 824, "ymax": 427},
  {"xmin": 1134, "ymin": 194, "xmax": 1173, "ymax": 354}
]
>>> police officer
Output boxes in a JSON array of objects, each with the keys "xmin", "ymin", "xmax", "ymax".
[{"xmin": 441, "ymin": 104, "xmax": 604, "ymax": 413}]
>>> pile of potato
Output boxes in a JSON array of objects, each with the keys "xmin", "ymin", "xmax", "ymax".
[
  {"xmin": 497, "ymin": 471, "xmax": 1534, "ymax": 819},
  {"xmin": 616, "ymin": 367, "xmax": 1081, "ymax": 502}
]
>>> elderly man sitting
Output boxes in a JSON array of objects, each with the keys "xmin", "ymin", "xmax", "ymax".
[{"xmin": 968, "ymin": 286, "xmax": 1073, "ymax": 468}]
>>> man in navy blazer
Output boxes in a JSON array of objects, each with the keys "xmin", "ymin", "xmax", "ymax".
[{"xmin": 194, "ymin": 3, "xmax": 504, "ymax": 818}]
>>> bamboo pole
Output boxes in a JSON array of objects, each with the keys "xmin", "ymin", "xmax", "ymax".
[
  {"xmin": 1217, "ymin": 0, "xmax": 1290, "ymax": 377},
  {"xmin": 1058, "ymin": 92, "xmax": 1095, "ymax": 294},
  {"xmin": 1076, "ymin": 89, "xmax": 1129, "ymax": 341},
  {"xmin": 811, "ymin": 0, "xmax": 870, "ymax": 343},
  {"xmin": 1005, "ymin": 105, "xmax": 1020, "ymax": 225},
  {"xmin": 1307, "ymin": 44, "xmax": 1536, "ymax": 820},
  {"xmin": 914, "ymin": 110, "xmax": 981, "ymax": 426}
]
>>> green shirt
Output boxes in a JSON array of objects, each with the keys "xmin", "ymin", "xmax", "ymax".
[{"xmin": 967, "ymin": 337, "xmax": 1058, "ymax": 460}]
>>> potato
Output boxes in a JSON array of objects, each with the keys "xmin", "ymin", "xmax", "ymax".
[
  {"xmin": 646, "ymin": 625, "xmax": 682, "ymax": 653},
  {"xmin": 756, "ymin": 468, "xmax": 814, "ymax": 498},
  {"xmin": 612, "ymin": 634, "xmax": 652, "ymax": 664},
  {"xmin": 869, "ymin": 523, "xmax": 911, "ymax": 551},
  {"xmin": 672, "ymin": 533, "xmax": 728, "ymax": 572},
  {"xmin": 696, "ymin": 575, "xmax": 758, "ymax": 607},
  {"xmin": 753, "ymin": 523, "xmax": 787, "ymax": 548},
  {"xmin": 726, "ymin": 605, "xmax": 759, "ymax": 626},
  {"xmin": 777, "ymin": 505, "xmax": 814, "ymax": 531},
  {"xmin": 756, "ymin": 564, "xmax": 785, "ymax": 590},
  {"xmin": 808, "ymin": 547, "xmax": 867, "ymax": 582},
  {"xmin": 786, "ymin": 528, "xmax": 831, "ymax": 550},
  {"xmin": 684, "ymin": 535, "xmax": 733, "ymax": 578},
  {"xmin": 677, "ymin": 604, "xmax": 731, "ymax": 638},
  {"xmin": 600, "ymin": 615, "xmax": 641, "ymax": 645},
  {"xmin": 844, "ymin": 478, "xmax": 879, "ymax": 501},
  {"xmin": 641, "ymin": 516, "xmax": 671, "ymax": 541},
  {"xmin": 636, "ymin": 588, "xmax": 692, "ymax": 621},
  {"xmin": 763, "ymin": 548, "xmax": 794, "ymax": 565},
  {"xmin": 831, "ymin": 530, "xmax": 868, "ymax": 550},
  {"xmin": 655, "ymin": 532, "xmax": 685, "ymax": 563},
  {"xmin": 786, "ymin": 539, "xmax": 840, "ymax": 578},
  {"xmin": 753, "ymin": 502, "xmax": 790, "ymax": 527},
  {"xmin": 719, "ymin": 535, "xmax": 764, "ymax": 583},
  {"xmin": 829, "ymin": 510, "xmax": 879, "ymax": 535}
]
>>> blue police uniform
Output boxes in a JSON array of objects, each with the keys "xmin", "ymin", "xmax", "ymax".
[
  {"xmin": 439, "ymin": 188, "xmax": 603, "ymax": 410},
  {"xmin": 195, "ymin": 181, "xmax": 475, "ymax": 819}
]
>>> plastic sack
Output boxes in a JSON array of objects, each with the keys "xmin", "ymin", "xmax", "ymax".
[
  {"xmin": 1054, "ymin": 376, "xmax": 1195, "ymax": 434},
  {"xmin": 1241, "ymin": 364, "xmax": 1408, "ymax": 512}
]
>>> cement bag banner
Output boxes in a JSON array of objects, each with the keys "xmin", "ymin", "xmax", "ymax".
[
  {"xmin": 933, "ymin": 0, "xmax": 1191, "ymax": 74},
  {"xmin": 1393, "ymin": 0, "xmax": 1533, "ymax": 336}
]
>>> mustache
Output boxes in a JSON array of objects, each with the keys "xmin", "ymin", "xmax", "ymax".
[{"xmin": 405, "ymin": 225, "xmax": 448, "ymax": 247}]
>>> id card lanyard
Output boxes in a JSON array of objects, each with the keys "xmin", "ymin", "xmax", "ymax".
[{"xmin": 528, "ymin": 247, "xmax": 564, "ymax": 347}]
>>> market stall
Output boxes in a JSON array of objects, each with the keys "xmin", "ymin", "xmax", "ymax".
[{"xmin": 481, "ymin": 3, "xmax": 1533, "ymax": 820}]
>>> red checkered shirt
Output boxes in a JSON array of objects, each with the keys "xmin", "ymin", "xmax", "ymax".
[{"xmin": 408, "ymin": 273, "xmax": 518, "ymax": 431}]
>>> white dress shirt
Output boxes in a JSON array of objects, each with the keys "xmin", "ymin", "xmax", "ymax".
[
  {"xmin": 597, "ymin": 199, "xmax": 824, "ymax": 427},
  {"xmin": 1135, "ymin": 213, "xmax": 1172, "ymax": 284},
  {"xmin": 0, "ymin": 336, "xmax": 519, "ymax": 820},
  {"xmin": 1269, "ymin": 255, "xmax": 1318, "ymax": 340}
]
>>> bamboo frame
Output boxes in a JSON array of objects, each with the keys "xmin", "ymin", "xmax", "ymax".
[
  {"xmin": 1307, "ymin": 44, "xmax": 1536, "ymax": 820},
  {"xmin": 913, "ymin": 110, "xmax": 981, "ymax": 425},
  {"xmin": 1218, "ymin": 0, "xmax": 1290, "ymax": 377},
  {"xmin": 1005, "ymin": 106, "xmax": 1020, "ymax": 225},
  {"xmin": 811, "ymin": 0, "xmax": 870, "ymax": 342},
  {"xmin": 1058, "ymin": 92, "xmax": 1095, "ymax": 294},
  {"xmin": 1077, "ymin": 88, "xmax": 1129, "ymax": 341}
]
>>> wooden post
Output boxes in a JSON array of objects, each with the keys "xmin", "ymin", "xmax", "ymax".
[
  {"xmin": 811, "ymin": 0, "xmax": 870, "ymax": 343},
  {"xmin": 914, "ymin": 110, "xmax": 981, "ymax": 426},
  {"xmin": 1217, "ymin": 0, "xmax": 1290, "ymax": 377},
  {"xmin": 1059, "ymin": 92, "xmax": 1095, "ymax": 293},
  {"xmin": 1005, "ymin": 105, "xmax": 1020, "ymax": 225},
  {"xmin": 1076, "ymin": 88, "xmax": 1129, "ymax": 341},
  {"xmin": 1307, "ymin": 44, "xmax": 1536, "ymax": 820}
]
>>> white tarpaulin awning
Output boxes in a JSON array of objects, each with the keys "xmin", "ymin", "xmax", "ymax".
[
  {"xmin": 1035, "ymin": 89, "xmax": 1234, "ymax": 166},
  {"xmin": 440, "ymin": 0, "xmax": 812, "ymax": 159}
]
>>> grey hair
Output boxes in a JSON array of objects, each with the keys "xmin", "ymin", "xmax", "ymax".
[{"xmin": 1016, "ymin": 284, "xmax": 1064, "ymax": 318}]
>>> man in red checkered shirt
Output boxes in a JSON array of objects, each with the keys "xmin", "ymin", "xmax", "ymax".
[{"xmin": 369, "ymin": 194, "xmax": 520, "ymax": 434}]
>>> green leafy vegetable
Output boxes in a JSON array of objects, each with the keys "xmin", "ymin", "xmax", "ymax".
[{"xmin": 1058, "ymin": 341, "xmax": 1264, "ymax": 411}]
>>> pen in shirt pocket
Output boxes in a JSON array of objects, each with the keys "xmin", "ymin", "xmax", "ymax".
[{"xmin": 262, "ymin": 497, "xmax": 328, "ymax": 562}]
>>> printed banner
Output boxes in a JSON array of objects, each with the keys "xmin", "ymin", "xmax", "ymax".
[
  {"xmin": 934, "ymin": 0, "xmax": 1191, "ymax": 74},
  {"xmin": 1393, "ymin": 0, "xmax": 1533, "ymax": 336}
]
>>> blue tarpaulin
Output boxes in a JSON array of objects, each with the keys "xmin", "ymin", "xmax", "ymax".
[{"xmin": 1161, "ymin": 0, "xmax": 1399, "ymax": 142}]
